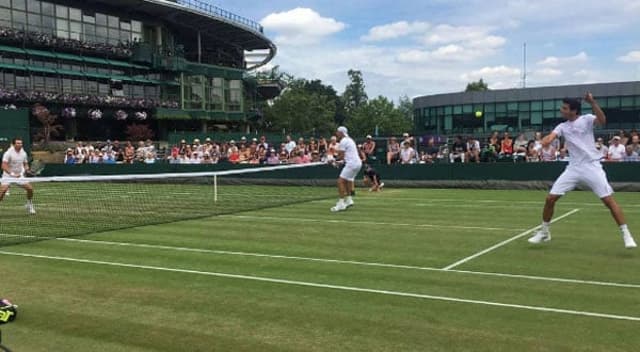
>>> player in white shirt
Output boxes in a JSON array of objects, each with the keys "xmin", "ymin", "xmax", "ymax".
[
  {"xmin": 1, "ymin": 137, "xmax": 36, "ymax": 214},
  {"xmin": 528, "ymin": 94, "xmax": 636, "ymax": 248},
  {"xmin": 330, "ymin": 126, "xmax": 362, "ymax": 212}
]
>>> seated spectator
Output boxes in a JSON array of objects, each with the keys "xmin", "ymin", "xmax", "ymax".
[
  {"xmin": 64, "ymin": 148, "xmax": 76, "ymax": 164},
  {"xmin": 513, "ymin": 133, "xmax": 528, "ymax": 158},
  {"xmin": 533, "ymin": 132, "xmax": 543, "ymax": 153},
  {"xmin": 558, "ymin": 147, "xmax": 570, "ymax": 162},
  {"xmin": 363, "ymin": 135, "xmax": 376, "ymax": 162},
  {"xmin": 607, "ymin": 136, "xmax": 626, "ymax": 162},
  {"xmin": 387, "ymin": 137, "xmax": 400, "ymax": 164},
  {"xmin": 144, "ymin": 152, "xmax": 156, "ymax": 164},
  {"xmin": 623, "ymin": 145, "xmax": 639, "ymax": 162},
  {"xmin": 500, "ymin": 132, "xmax": 513, "ymax": 157},
  {"xmin": 489, "ymin": 131, "xmax": 501, "ymax": 154},
  {"xmin": 284, "ymin": 135, "xmax": 296, "ymax": 156},
  {"xmin": 400, "ymin": 142, "xmax": 416, "ymax": 164},
  {"xmin": 466, "ymin": 136, "xmax": 480, "ymax": 163},
  {"xmin": 201, "ymin": 152, "xmax": 214, "ymax": 164},
  {"xmin": 595, "ymin": 137, "xmax": 608, "ymax": 160},
  {"xmin": 449, "ymin": 136, "xmax": 466, "ymax": 163},
  {"xmin": 423, "ymin": 137, "xmax": 440, "ymax": 163},
  {"xmin": 526, "ymin": 141, "xmax": 540, "ymax": 162},
  {"xmin": 540, "ymin": 143, "xmax": 557, "ymax": 162},
  {"xmin": 481, "ymin": 138, "xmax": 497, "ymax": 162},
  {"xmin": 630, "ymin": 135, "xmax": 640, "ymax": 155},
  {"xmin": 318, "ymin": 137, "xmax": 328, "ymax": 156},
  {"xmin": 619, "ymin": 129, "xmax": 629, "ymax": 146},
  {"xmin": 267, "ymin": 149, "xmax": 280, "ymax": 165}
]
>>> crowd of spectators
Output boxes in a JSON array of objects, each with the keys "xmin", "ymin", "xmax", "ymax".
[
  {"xmin": 0, "ymin": 26, "xmax": 134, "ymax": 58},
  {"xmin": 59, "ymin": 129, "xmax": 640, "ymax": 165},
  {"xmin": 0, "ymin": 88, "xmax": 179, "ymax": 109}
]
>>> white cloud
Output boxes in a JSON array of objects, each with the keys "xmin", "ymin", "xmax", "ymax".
[
  {"xmin": 460, "ymin": 66, "xmax": 521, "ymax": 89},
  {"xmin": 533, "ymin": 68, "xmax": 563, "ymax": 77},
  {"xmin": 537, "ymin": 52, "xmax": 588, "ymax": 66},
  {"xmin": 361, "ymin": 21, "xmax": 430, "ymax": 42},
  {"xmin": 260, "ymin": 8, "xmax": 345, "ymax": 45},
  {"xmin": 422, "ymin": 25, "xmax": 496, "ymax": 45},
  {"xmin": 618, "ymin": 51, "xmax": 640, "ymax": 63}
]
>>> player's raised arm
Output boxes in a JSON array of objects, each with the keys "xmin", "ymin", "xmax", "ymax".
[
  {"xmin": 585, "ymin": 92, "xmax": 606, "ymax": 126},
  {"xmin": 541, "ymin": 132, "xmax": 558, "ymax": 148}
]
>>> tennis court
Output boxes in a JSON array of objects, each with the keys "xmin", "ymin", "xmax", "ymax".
[{"xmin": 1, "ymin": 185, "xmax": 639, "ymax": 351}]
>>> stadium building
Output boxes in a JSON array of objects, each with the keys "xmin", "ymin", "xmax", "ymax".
[
  {"xmin": 0, "ymin": 0, "xmax": 277, "ymax": 142},
  {"xmin": 413, "ymin": 81, "xmax": 640, "ymax": 136}
]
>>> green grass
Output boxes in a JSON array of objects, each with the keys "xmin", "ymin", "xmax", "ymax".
[{"xmin": 1, "ymin": 187, "xmax": 640, "ymax": 351}]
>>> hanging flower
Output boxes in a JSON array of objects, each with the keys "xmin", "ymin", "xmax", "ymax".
[
  {"xmin": 135, "ymin": 111, "xmax": 148, "ymax": 120},
  {"xmin": 89, "ymin": 108, "xmax": 103, "ymax": 120},
  {"xmin": 115, "ymin": 109, "xmax": 128, "ymax": 121},
  {"xmin": 62, "ymin": 107, "xmax": 76, "ymax": 119}
]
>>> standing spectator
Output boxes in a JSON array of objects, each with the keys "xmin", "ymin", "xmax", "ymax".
[
  {"xmin": 607, "ymin": 136, "xmax": 626, "ymax": 162},
  {"xmin": 386, "ymin": 137, "xmax": 400, "ymax": 164},
  {"xmin": 363, "ymin": 135, "xmax": 376, "ymax": 163},
  {"xmin": 449, "ymin": 136, "xmax": 466, "ymax": 163}
]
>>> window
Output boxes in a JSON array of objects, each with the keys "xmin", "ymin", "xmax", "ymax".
[
  {"xmin": 621, "ymin": 96, "xmax": 634, "ymax": 108},
  {"xmin": 13, "ymin": 0, "xmax": 26, "ymax": 11},
  {"xmin": 0, "ymin": 8, "xmax": 10, "ymax": 23},
  {"xmin": 28, "ymin": 12, "xmax": 41, "ymax": 28},
  {"xmin": 452, "ymin": 105, "xmax": 461, "ymax": 114},
  {"xmin": 495, "ymin": 103, "xmax": 506, "ymax": 113},
  {"xmin": 55, "ymin": 4, "xmax": 67, "ymax": 18},
  {"xmin": 518, "ymin": 101, "xmax": 530, "ymax": 111},
  {"xmin": 71, "ymin": 79, "xmax": 83, "ymax": 94},
  {"xmin": 98, "ymin": 82, "xmax": 109, "ymax": 95},
  {"xmin": 41, "ymin": 2, "xmax": 53, "ymax": 16},
  {"xmin": 15, "ymin": 74, "xmax": 30, "ymax": 90},
  {"xmin": 95, "ymin": 13, "xmax": 106, "ymax": 26},
  {"xmin": 531, "ymin": 101, "xmax": 542, "ymax": 111},
  {"xmin": 463, "ymin": 104, "xmax": 472, "ymax": 114},
  {"xmin": 132, "ymin": 85, "xmax": 144, "ymax": 98},
  {"xmin": 484, "ymin": 103, "xmax": 495, "ymax": 113},
  {"xmin": 543, "ymin": 100, "xmax": 555, "ymax": 110},
  {"xmin": 69, "ymin": 7, "xmax": 81, "ymax": 21},
  {"xmin": 120, "ymin": 30, "xmax": 130, "ymax": 42},
  {"xmin": 61, "ymin": 78, "xmax": 71, "ymax": 93},
  {"xmin": 507, "ymin": 102, "xmax": 518, "ymax": 112},
  {"xmin": 95, "ymin": 25, "xmax": 107, "ymax": 41},
  {"xmin": 82, "ymin": 14, "xmax": 94, "ymax": 24},
  {"xmin": 543, "ymin": 111, "xmax": 556, "ymax": 119},
  {"xmin": 69, "ymin": 20, "xmax": 81, "ymax": 39},
  {"xmin": 108, "ymin": 28, "xmax": 118, "ymax": 40},
  {"xmin": 12, "ymin": 10, "xmax": 27, "ymax": 27},
  {"xmin": 607, "ymin": 96, "xmax": 620, "ymax": 108},
  {"xmin": 45, "ymin": 76, "xmax": 57, "ymax": 91},
  {"xmin": 33, "ymin": 75, "xmax": 45, "ymax": 90},
  {"xmin": 3, "ymin": 72, "xmax": 14, "ymax": 89},
  {"xmin": 86, "ymin": 80, "xmax": 98, "ymax": 94},
  {"xmin": 444, "ymin": 105, "xmax": 453, "ymax": 115},
  {"xmin": 120, "ymin": 21, "xmax": 130, "ymax": 31},
  {"xmin": 131, "ymin": 20, "xmax": 141, "ymax": 32},
  {"xmin": 0, "ymin": 0, "xmax": 10, "ymax": 8},
  {"xmin": 41, "ymin": 15, "xmax": 53, "ymax": 31},
  {"xmin": 26, "ymin": 0, "xmax": 40, "ymax": 13},
  {"xmin": 107, "ymin": 15, "xmax": 118, "ymax": 28}
]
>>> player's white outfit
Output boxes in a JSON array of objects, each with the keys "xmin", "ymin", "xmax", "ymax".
[
  {"xmin": 549, "ymin": 114, "xmax": 612, "ymax": 198},
  {"xmin": 338, "ymin": 136, "xmax": 362, "ymax": 182},
  {"xmin": 1, "ymin": 146, "xmax": 28, "ymax": 186}
]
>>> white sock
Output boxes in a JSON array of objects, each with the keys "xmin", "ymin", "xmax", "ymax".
[
  {"xmin": 620, "ymin": 224, "xmax": 630, "ymax": 235},
  {"xmin": 541, "ymin": 221, "xmax": 550, "ymax": 231},
  {"xmin": 346, "ymin": 196, "xmax": 353, "ymax": 203},
  {"xmin": 26, "ymin": 200, "xmax": 32, "ymax": 205}
]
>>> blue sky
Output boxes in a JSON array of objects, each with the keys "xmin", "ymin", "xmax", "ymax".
[{"xmin": 213, "ymin": 0, "xmax": 640, "ymax": 101}]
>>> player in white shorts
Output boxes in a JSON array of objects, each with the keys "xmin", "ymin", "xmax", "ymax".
[
  {"xmin": 330, "ymin": 126, "xmax": 362, "ymax": 212},
  {"xmin": 1, "ymin": 137, "xmax": 36, "ymax": 214},
  {"xmin": 528, "ymin": 93, "xmax": 636, "ymax": 248}
]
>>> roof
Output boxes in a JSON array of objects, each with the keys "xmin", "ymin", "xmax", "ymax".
[
  {"xmin": 413, "ymin": 81, "xmax": 640, "ymax": 107},
  {"xmin": 83, "ymin": 0, "xmax": 276, "ymax": 69}
]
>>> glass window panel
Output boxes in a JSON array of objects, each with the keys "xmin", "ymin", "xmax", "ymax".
[
  {"xmin": 86, "ymin": 80, "xmax": 98, "ymax": 94},
  {"xmin": 555, "ymin": 99, "xmax": 563, "ymax": 109},
  {"xmin": 108, "ymin": 27, "xmax": 118, "ymax": 39},
  {"xmin": 444, "ymin": 105, "xmax": 452, "ymax": 114},
  {"xmin": 484, "ymin": 103, "xmax": 495, "ymax": 113},
  {"xmin": 120, "ymin": 21, "xmax": 130, "ymax": 31},
  {"xmin": 543, "ymin": 111, "xmax": 557, "ymax": 119},
  {"xmin": 27, "ymin": 12, "xmax": 40, "ymax": 27},
  {"xmin": 15, "ymin": 74, "xmax": 30, "ymax": 90},
  {"xmin": 83, "ymin": 23, "xmax": 95, "ymax": 35},
  {"xmin": 41, "ymin": 14, "xmax": 53, "ymax": 29},
  {"xmin": 131, "ymin": 32, "xmax": 142, "ymax": 42},
  {"xmin": 33, "ymin": 75, "xmax": 45, "ymax": 90},
  {"xmin": 13, "ymin": 0, "xmax": 26, "ymax": 11},
  {"xmin": 95, "ymin": 25, "xmax": 107, "ymax": 38},
  {"xmin": 452, "ymin": 105, "xmax": 461, "ymax": 114},
  {"xmin": 131, "ymin": 20, "xmax": 141, "ymax": 32},
  {"xmin": 69, "ymin": 20, "xmax": 81, "ymax": 37},
  {"xmin": 13, "ymin": 57, "xmax": 24, "ymax": 65},
  {"xmin": 107, "ymin": 15, "xmax": 118, "ymax": 28},
  {"xmin": 82, "ymin": 14, "xmax": 94, "ymax": 24},
  {"xmin": 507, "ymin": 102, "xmax": 518, "ymax": 111},
  {"xmin": 621, "ymin": 96, "xmax": 634, "ymax": 108},
  {"xmin": 0, "ymin": 0, "xmax": 10, "ymax": 8},
  {"xmin": 71, "ymin": 79, "xmax": 83, "ymax": 93},
  {"xmin": 543, "ymin": 100, "xmax": 555, "ymax": 110},
  {"xmin": 45, "ymin": 76, "xmax": 57, "ymax": 91},
  {"xmin": 607, "ymin": 96, "xmax": 620, "ymax": 108},
  {"xmin": 55, "ymin": 17, "xmax": 67, "ymax": 30},
  {"xmin": 229, "ymin": 80, "xmax": 242, "ymax": 89},
  {"xmin": 495, "ymin": 103, "xmax": 506, "ymax": 113},
  {"xmin": 98, "ymin": 83, "xmax": 109, "ymax": 95},
  {"xmin": 95, "ymin": 13, "xmax": 106, "ymax": 26},
  {"xmin": 41, "ymin": 1, "xmax": 53, "ymax": 16},
  {"xmin": 530, "ymin": 111, "xmax": 542, "ymax": 124},
  {"xmin": 68, "ymin": 7, "xmax": 81, "ymax": 21},
  {"xmin": 463, "ymin": 104, "xmax": 472, "ymax": 113},
  {"xmin": 3, "ymin": 72, "xmax": 14, "ymax": 89},
  {"xmin": 0, "ymin": 8, "xmax": 10, "ymax": 21},
  {"xmin": 61, "ymin": 78, "xmax": 72, "ymax": 93},
  {"xmin": 27, "ymin": 0, "xmax": 40, "ymax": 13},
  {"xmin": 55, "ymin": 4, "xmax": 67, "ymax": 18},
  {"xmin": 531, "ymin": 101, "xmax": 542, "ymax": 111},
  {"xmin": 12, "ymin": 10, "xmax": 27, "ymax": 25},
  {"xmin": 119, "ymin": 30, "xmax": 130, "ymax": 41},
  {"xmin": 518, "ymin": 101, "xmax": 530, "ymax": 111}
]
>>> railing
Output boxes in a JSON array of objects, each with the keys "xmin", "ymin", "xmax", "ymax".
[{"xmin": 176, "ymin": 0, "xmax": 264, "ymax": 34}]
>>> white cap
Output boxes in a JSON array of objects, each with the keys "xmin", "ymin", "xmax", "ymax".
[
  {"xmin": 403, "ymin": 132, "xmax": 409, "ymax": 137},
  {"xmin": 366, "ymin": 135, "xmax": 372, "ymax": 139},
  {"xmin": 613, "ymin": 136, "xmax": 621, "ymax": 140},
  {"xmin": 337, "ymin": 126, "xmax": 349, "ymax": 136}
]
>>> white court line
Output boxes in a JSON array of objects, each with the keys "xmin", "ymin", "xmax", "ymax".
[
  {"xmin": 220, "ymin": 215, "xmax": 523, "ymax": 232},
  {"xmin": 442, "ymin": 209, "xmax": 581, "ymax": 270},
  {"xmin": 29, "ymin": 236, "xmax": 640, "ymax": 289},
  {"xmin": 361, "ymin": 197, "xmax": 640, "ymax": 208},
  {"xmin": 0, "ymin": 250, "xmax": 638, "ymax": 322}
]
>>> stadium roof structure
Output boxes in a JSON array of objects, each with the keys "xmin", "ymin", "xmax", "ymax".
[{"xmin": 83, "ymin": 0, "xmax": 276, "ymax": 69}]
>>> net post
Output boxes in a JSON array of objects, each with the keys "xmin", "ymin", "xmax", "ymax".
[{"xmin": 214, "ymin": 174, "xmax": 218, "ymax": 203}]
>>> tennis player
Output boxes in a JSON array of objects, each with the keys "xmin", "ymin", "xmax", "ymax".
[
  {"xmin": 528, "ymin": 93, "xmax": 636, "ymax": 248},
  {"xmin": 331, "ymin": 126, "xmax": 362, "ymax": 212},
  {"xmin": 1, "ymin": 137, "xmax": 35, "ymax": 214}
]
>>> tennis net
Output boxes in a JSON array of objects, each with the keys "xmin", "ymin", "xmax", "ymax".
[{"xmin": 0, "ymin": 162, "xmax": 331, "ymax": 246}]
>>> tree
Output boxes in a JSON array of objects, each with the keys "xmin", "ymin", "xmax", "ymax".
[
  {"xmin": 397, "ymin": 95, "xmax": 414, "ymax": 123},
  {"xmin": 342, "ymin": 69, "xmax": 368, "ymax": 114},
  {"xmin": 263, "ymin": 79, "xmax": 336, "ymax": 136},
  {"xmin": 32, "ymin": 104, "xmax": 63, "ymax": 145},
  {"xmin": 346, "ymin": 96, "xmax": 412, "ymax": 137},
  {"xmin": 465, "ymin": 78, "xmax": 489, "ymax": 92}
]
